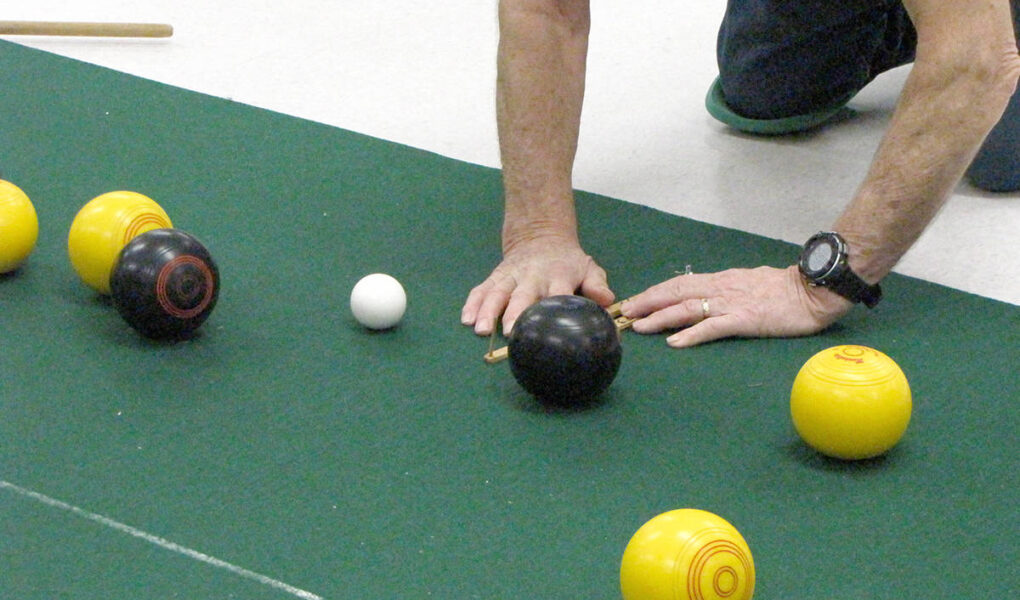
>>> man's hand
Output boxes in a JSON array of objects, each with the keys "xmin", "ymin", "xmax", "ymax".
[
  {"xmin": 461, "ymin": 235, "xmax": 614, "ymax": 336},
  {"xmin": 464, "ymin": 1, "xmax": 601, "ymax": 337},
  {"xmin": 621, "ymin": 265, "xmax": 851, "ymax": 348}
]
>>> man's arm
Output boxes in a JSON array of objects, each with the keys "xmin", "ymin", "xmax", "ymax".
[
  {"xmin": 461, "ymin": 0, "xmax": 613, "ymax": 336},
  {"xmin": 624, "ymin": 0, "xmax": 1020, "ymax": 347},
  {"xmin": 834, "ymin": 0, "xmax": 1020, "ymax": 281}
]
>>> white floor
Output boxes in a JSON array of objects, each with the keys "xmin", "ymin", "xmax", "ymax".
[{"xmin": 6, "ymin": 1, "xmax": 1018, "ymax": 305}]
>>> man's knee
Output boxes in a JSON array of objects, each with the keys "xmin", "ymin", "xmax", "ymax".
[{"xmin": 713, "ymin": 0, "xmax": 915, "ymax": 122}]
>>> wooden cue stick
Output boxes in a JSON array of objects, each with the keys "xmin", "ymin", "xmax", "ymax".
[
  {"xmin": 0, "ymin": 21, "xmax": 173, "ymax": 38},
  {"xmin": 483, "ymin": 300, "xmax": 636, "ymax": 364}
]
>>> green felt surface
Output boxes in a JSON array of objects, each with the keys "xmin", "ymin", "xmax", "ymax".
[{"xmin": 1, "ymin": 39, "xmax": 1018, "ymax": 599}]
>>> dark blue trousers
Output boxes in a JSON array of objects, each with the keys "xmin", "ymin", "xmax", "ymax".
[{"xmin": 714, "ymin": 0, "xmax": 1019, "ymax": 192}]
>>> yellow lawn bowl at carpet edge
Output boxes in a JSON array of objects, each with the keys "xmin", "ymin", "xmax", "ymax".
[
  {"xmin": 621, "ymin": 508, "xmax": 755, "ymax": 600},
  {"xmin": 0, "ymin": 180, "xmax": 39, "ymax": 274}
]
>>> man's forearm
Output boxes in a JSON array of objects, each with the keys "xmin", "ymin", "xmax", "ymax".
[
  {"xmin": 834, "ymin": 0, "xmax": 1020, "ymax": 283},
  {"xmin": 496, "ymin": 0, "xmax": 590, "ymax": 250}
]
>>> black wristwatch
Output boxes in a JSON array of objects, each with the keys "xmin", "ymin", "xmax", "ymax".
[{"xmin": 798, "ymin": 232, "xmax": 882, "ymax": 308}]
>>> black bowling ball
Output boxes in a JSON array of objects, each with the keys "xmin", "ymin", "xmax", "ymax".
[
  {"xmin": 110, "ymin": 228, "xmax": 219, "ymax": 339},
  {"xmin": 507, "ymin": 295, "xmax": 622, "ymax": 405}
]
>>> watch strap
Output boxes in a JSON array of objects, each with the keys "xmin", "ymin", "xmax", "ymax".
[{"xmin": 828, "ymin": 269, "xmax": 882, "ymax": 308}]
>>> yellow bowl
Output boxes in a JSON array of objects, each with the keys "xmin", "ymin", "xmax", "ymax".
[
  {"xmin": 621, "ymin": 508, "xmax": 755, "ymax": 600},
  {"xmin": 791, "ymin": 345, "xmax": 911, "ymax": 460},
  {"xmin": 67, "ymin": 191, "xmax": 172, "ymax": 294},
  {"xmin": 0, "ymin": 180, "xmax": 39, "ymax": 274}
]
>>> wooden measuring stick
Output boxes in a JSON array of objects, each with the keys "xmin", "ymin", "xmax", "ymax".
[{"xmin": 0, "ymin": 21, "xmax": 173, "ymax": 38}]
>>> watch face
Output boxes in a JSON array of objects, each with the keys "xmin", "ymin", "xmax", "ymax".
[{"xmin": 805, "ymin": 240, "xmax": 835, "ymax": 275}]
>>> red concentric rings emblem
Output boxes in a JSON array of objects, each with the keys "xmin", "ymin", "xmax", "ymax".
[{"xmin": 156, "ymin": 255, "xmax": 215, "ymax": 318}]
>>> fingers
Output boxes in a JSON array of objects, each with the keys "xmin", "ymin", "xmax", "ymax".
[
  {"xmin": 621, "ymin": 275, "xmax": 709, "ymax": 320},
  {"xmin": 462, "ymin": 276, "xmax": 514, "ymax": 336},
  {"xmin": 666, "ymin": 313, "xmax": 742, "ymax": 348},
  {"xmin": 463, "ymin": 253, "xmax": 615, "ymax": 336},
  {"xmin": 499, "ymin": 274, "xmax": 608, "ymax": 335},
  {"xmin": 460, "ymin": 287, "xmax": 485, "ymax": 329},
  {"xmin": 624, "ymin": 273, "xmax": 755, "ymax": 347},
  {"xmin": 629, "ymin": 297, "xmax": 713, "ymax": 334},
  {"xmin": 502, "ymin": 287, "xmax": 545, "ymax": 335},
  {"xmin": 579, "ymin": 263, "xmax": 615, "ymax": 308},
  {"xmin": 629, "ymin": 295, "xmax": 741, "ymax": 348}
]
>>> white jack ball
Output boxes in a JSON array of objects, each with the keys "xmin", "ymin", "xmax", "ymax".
[{"xmin": 350, "ymin": 273, "xmax": 407, "ymax": 329}]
